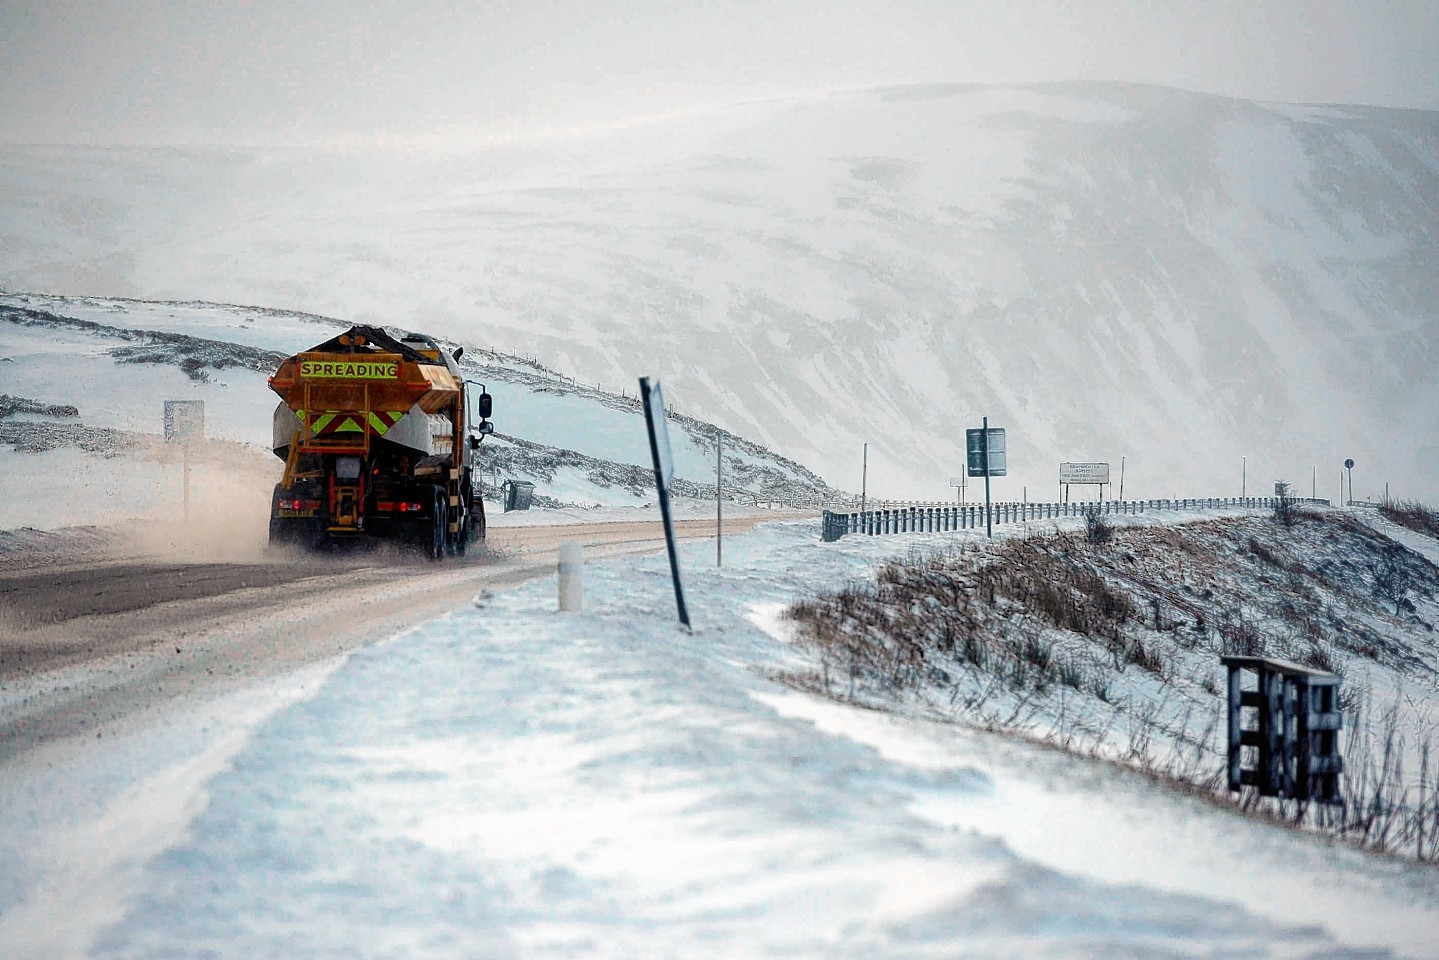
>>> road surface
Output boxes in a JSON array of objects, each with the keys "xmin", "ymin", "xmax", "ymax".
[{"xmin": 0, "ymin": 514, "xmax": 796, "ymax": 761}]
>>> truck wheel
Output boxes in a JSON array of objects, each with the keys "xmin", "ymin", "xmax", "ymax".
[
  {"xmin": 451, "ymin": 481, "xmax": 473, "ymax": 557},
  {"xmin": 451, "ymin": 509, "xmax": 469, "ymax": 557},
  {"xmin": 428, "ymin": 491, "xmax": 448, "ymax": 561}
]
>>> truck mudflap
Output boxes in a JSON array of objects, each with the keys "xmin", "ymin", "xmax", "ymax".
[{"xmin": 268, "ymin": 483, "xmax": 323, "ymax": 548}]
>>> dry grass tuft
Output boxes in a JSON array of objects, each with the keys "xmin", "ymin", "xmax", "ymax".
[{"xmin": 785, "ymin": 511, "xmax": 1439, "ymax": 865}]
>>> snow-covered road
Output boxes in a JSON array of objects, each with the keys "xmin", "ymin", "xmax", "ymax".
[{"xmin": 4, "ymin": 517, "xmax": 1438, "ymax": 958}]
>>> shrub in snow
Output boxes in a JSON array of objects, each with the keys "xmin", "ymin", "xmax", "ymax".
[
  {"xmin": 1378, "ymin": 498, "xmax": 1439, "ymax": 540},
  {"xmin": 1082, "ymin": 505, "xmax": 1113, "ymax": 545},
  {"xmin": 1272, "ymin": 480, "xmax": 1300, "ymax": 528},
  {"xmin": 785, "ymin": 513, "xmax": 1439, "ymax": 863}
]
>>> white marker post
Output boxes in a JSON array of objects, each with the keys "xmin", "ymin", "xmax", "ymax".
[{"xmin": 558, "ymin": 541, "xmax": 583, "ymax": 612}]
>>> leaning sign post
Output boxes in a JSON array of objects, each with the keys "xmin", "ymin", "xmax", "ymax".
[
  {"xmin": 639, "ymin": 377, "xmax": 691, "ymax": 629},
  {"xmin": 966, "ymin": 418, "xmax": 1006, "ymax": 538}
]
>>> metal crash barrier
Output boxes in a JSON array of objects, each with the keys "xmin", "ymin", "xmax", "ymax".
[{"xmin": 820, "ymin": 497, "xmax": 1333, "ymax": 542}]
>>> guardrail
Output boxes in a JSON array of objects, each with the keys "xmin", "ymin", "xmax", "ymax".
[{"xmin": 821, "ymin": 497, "xmax": 1333, "ymax": 542}]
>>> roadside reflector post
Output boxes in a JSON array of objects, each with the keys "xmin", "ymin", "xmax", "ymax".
[{"xmin": 558, "ymin": 541, "xmax": 583, "ymax": 612}]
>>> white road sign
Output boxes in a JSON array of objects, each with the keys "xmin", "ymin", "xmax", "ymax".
[
  {"xmin": 1059, "ymin": 462, "xmax": 1110, "ymax": 484},
  {"xmin": 163, "ymin": 400, "xmax": 205, "ymax": 446}
]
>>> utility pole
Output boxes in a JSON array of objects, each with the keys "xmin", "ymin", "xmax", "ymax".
[
  {"xmin": 860, "ymin": 442, "xmax": 868, "ymax": 518},
  {"xmin": 1242, "ymin": 456, "xmax": 1247, "ymax": 498},
  {"xmin": 982, "ymin": 416, "xmax": 993, "ymax": 539},
  {"xmin": 1312, "ymin": 465, "xmax": 1316, "ymax": 500},
  {"xmin": 1119, "ymin": 456, "xmax": 1126, "ymax": 500},
  {"xmin": 716, "ymin": 434, "xmax": 723, "ymax": 568}
]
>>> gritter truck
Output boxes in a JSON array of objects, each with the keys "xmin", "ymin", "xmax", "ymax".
[{"xmin": 266, "ymin": 325, "xmax": 493, "ymax": 557}]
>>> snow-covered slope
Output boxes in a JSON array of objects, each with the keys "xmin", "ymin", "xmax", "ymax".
[
  {"xmin": 7, "ymin": 519, "xmax": 1436, "ymax": 958},
  {"xmin": 0, "ymin": 294, "xmax": 833, "ymax": 533},
  {"xmin": 2, "ymin": 83, "xmax": 1435, "ymax": 502}
]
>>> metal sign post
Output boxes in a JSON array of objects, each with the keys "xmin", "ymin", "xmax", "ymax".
[
  {"xmin": 982, "ymin": 418, "xmax": 991, "ymax": 537},
  {"xmin": 639, "ymin": 377, "xmax": 690, "ymax": 629},
  {"xmin": 966, "ymin": 419, "xmax": 1006, "ymax": 538},
  {"xmin": 1344, "ymin": 458, "xmax": 1355, "ymax": 505},
  {"xmin": 163, "ymin": 400, "xmax": 204, "ymax": 523}
]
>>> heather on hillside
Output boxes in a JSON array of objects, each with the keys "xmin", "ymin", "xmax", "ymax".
[{"xmin": 786, "ymin": 512, "xmax": 1439, "ymax": 861}]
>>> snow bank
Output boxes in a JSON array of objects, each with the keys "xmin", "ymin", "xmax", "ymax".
[{"xmin": 76, "ymin": 520, "xmax": 1439, "ymax": 958}]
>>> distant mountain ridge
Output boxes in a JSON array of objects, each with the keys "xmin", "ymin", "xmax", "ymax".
[
  {"xmin": 0, "ymin": 294, "xmax": 837, "ymax": 532},
  {"xmin": 1, "ymin": 82, "xmax": 1435, "ymax": 501}
]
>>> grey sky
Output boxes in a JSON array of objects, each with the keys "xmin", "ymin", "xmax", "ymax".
[{"xmin": 2, "ymin": 1, "xmax": 1436, "ymax": 145}]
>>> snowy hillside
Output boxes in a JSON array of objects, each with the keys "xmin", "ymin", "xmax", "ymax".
[
  {"xmin": 1, "ymin": 82, "xmax": 1435, "ymax": 501},
  {"xmin": 791, "ymin": 506, "xmax": 1439, "ymax": 860},
  {"xmin": 0, "ymin": 293, "xmax": 834, "ymax": 533}
]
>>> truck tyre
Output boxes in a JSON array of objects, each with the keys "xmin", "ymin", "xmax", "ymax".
[
  {"xmin": 451, "ymin": 476, "xmax": 474, "ymax": 557},
  {"xmin": 451, "ymin": 501, "xmax": 469, "ymax": 557},
  {"xmin": 428, "ymin": 490, "xmax": 448, "ymax": 561}
]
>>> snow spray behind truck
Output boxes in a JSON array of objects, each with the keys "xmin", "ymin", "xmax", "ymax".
[{"xmin": 267, "ymin": 325, "xmax": 493, "ymax": 557}]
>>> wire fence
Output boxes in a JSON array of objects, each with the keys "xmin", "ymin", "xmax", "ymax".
[{"xmin": 821, "ymin": 496, "xmax": 1333, "ymax": 542}]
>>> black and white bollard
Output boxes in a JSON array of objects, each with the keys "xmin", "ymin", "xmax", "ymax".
[{"xmin": 558, "ymin": 541, "xmax": 583, "ymax": 612}]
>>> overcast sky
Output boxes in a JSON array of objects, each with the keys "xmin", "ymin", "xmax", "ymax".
[{"xmin": 2, "ymin": 1, "xmax": 1436, "ymax": 146}]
